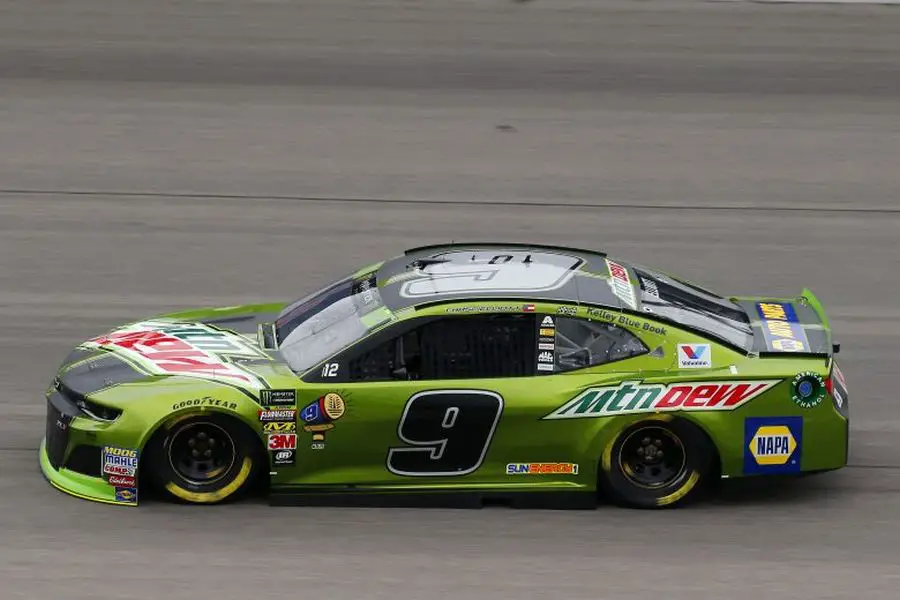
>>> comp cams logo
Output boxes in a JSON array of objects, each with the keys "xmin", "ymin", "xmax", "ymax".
[{"xmin": 743, "ymin": 417, "xmax": 802, "ymax": 475}]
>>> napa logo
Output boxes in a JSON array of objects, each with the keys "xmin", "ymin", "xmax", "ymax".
[{"xmin": 743, "ymin": 417, "xmax": 802, "ymax": 475}]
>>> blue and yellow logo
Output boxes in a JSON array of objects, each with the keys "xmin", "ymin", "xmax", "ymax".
[
  {"xmin": 755, "ymin": 302, "xmax": 809, "ymax": 353},
  {"xmin": 115, "ymin": 487, "xmax": 138, "ymax": 504},
  {"xmin": 743, "ymin": 417, "xmax": 802, "ymax": 475}
]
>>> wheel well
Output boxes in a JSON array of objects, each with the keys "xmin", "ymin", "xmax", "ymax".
[
  {"xmin": 139, "ymin": 411, "xmax": 268, "ymax": 491},
  {"xmin": 600, "ymin": 415, "xmax": 723, "ymax": 480}
]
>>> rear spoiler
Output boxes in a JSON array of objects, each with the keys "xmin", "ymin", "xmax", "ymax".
[
  {"xmin": 738, "ymin": 289, "xmax": 838, "ymax": 359},
  {"xmin": 799, "ymin": 288, "xmax": 840, "ymax": 355}
]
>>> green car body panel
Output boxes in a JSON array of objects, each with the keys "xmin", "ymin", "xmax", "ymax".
[{"xmin": 39, "ymin": 243, "xmax": 849, "ymax": 507}]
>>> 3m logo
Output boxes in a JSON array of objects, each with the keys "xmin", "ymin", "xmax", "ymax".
[
  {"xmin": 743, "ymin": 417, "xmax": 802, "ymax": 475},
  {"xmin": 543, "ymin": 380, "xmax": 780, "ymax": 419},
  {"xmin": 268, "ymin": 434, "xmax": 297, "ymax": 450},
  {"xmin": 677, "ymin": 344, "xmax": 711, "ymax": 369}
]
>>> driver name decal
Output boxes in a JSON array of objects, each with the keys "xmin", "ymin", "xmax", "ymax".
[
  {"xmin": 86, "ymin": 321, "xmax": 269, "ymax": 388},
  {"xmin": 543, "ymin": 380, "xmax": 780, "ymax": 419}
]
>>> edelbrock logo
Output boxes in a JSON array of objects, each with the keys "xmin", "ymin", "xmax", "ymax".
[{"xmin": 543, "ymin": 379, "xmax": 780, "ymax": 419}]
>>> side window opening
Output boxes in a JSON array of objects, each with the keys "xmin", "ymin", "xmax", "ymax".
[
  {"xmin": 347, "ymin": 337, "xmax": 397, "ymax": 381},
  {"xmin": 411, "ymin": 314, "xmax": 534, "ymax": 380},
  {"xmin": 552, "ymin": 317, "xmax": 648, "ymax": 372},
  {"xmin": 343, "ymin": 314, "xmax": 536, "ymax": 382}
]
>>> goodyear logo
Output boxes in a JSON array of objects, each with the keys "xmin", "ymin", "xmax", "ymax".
[{"xmin": 743, "ymin": 417, "xmax": 802, "ymax": 475}]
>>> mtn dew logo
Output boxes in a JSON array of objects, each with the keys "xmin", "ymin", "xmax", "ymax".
[
  {"xmin": 543, "ymin": 379, "xmax": 780, "ymax": 419},
  {"xmin": 87, "ymin": 321, "xmax": 270, "ymax": 388}
]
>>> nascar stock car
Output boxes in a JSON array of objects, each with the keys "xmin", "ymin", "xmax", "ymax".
[{"xmin": 40, "ymin": 243, "xmax": 849, "ymax": 509}]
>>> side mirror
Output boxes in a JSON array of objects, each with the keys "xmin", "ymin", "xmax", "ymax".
[{"xmin": 391, "ymin": 365, "xmax": 409, "ymax": 380}]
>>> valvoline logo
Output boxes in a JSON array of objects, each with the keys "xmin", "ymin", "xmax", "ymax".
[
  {"xmin": 677, "ymin": 344, "xmax": 711, "ymax": 369},
  {"xmin": 682, "ymin": 345, "xmax": 705, "ymax": 360},
  {"xmin": 743, "ymin": 417, "xmax": 802, "ymax": 475}
]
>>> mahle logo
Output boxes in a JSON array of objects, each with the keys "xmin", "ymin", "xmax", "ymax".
[{"xmin": 543, "ymin": 379, "xmax": 780, "ymax": 419}]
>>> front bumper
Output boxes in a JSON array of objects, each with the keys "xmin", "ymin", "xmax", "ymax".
[
  {"xmin": 40, "ymin": 438, "xmax": 132, "ymax": 506},
  {"xmin": 40, "ymin": 393, "xmax": 139, "ymax": 506}
]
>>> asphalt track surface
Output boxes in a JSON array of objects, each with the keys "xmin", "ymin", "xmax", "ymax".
[{"xmin": 2, "ymin": 1, "xmax": 900, "ymax": 598}]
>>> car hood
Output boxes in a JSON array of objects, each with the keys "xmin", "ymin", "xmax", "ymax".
[{"xmin": 56, "ymin": 304, "xmax": 297, "ymax": 403}]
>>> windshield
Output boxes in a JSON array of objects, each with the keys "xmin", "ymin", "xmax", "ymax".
[
  {"xmin": 275, "ymin": 270, "xmax": 392, "ymax": 373},
  {"xmin": 632, "ymin": 266, "xmax": 754, "ymax": 350}
]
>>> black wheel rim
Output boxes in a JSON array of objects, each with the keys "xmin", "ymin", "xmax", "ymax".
[
  {"xmin": 167, "ymin": 421, "xmax": 236, "ymax": 486},
  {"xmin": 617, "ymin": 426, "xmax": 687, "ymax": 489}
]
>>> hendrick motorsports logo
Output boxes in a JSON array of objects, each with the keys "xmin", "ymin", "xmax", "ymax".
[{"xmin": 543, "ymin": 380, "xmax": 780, "ymax": 419}]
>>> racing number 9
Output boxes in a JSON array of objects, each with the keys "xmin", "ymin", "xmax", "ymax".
[{"xmin": 387, "ymin": 391, "xmax": 504, "ymax": 476}]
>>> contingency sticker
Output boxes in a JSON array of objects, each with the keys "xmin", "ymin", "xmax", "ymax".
[
  {"xmin": 536, "ymin": 316, "xmax": 556, "ymax": 373},
  {"xmin": 743, "ymin": 416, "xmax": 802, "ymax": 475},
  {"xmin": 677, "ymin": 344, "xmax": 711, "ymax": 369}
]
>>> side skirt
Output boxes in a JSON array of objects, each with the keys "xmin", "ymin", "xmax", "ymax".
[{"xmin": 270, "ymin": 486, "xmax": 597, "ymax": 510}]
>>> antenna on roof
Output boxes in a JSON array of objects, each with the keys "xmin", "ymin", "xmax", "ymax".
[{"xmin": 406, "ymin": 257, "xmax": 451, "ymax": 270}]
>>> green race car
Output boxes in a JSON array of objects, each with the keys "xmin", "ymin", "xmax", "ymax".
[{"xmin": 40, "ymin": 243, "xmax": 849, "ymax": 509}]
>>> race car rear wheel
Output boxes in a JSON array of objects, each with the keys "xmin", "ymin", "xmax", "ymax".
[
  {"xmin": 147, "ymin": 413, "xmax": 262, "ymax": 504},
  {"xmin": 598, "ymin": 417, "xmax": 714, "ymax": 509}
]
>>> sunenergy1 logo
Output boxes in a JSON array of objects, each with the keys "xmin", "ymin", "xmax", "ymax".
[{"xmin": 543, "ymin": 380, "xmax": 780, "ymax": 419}]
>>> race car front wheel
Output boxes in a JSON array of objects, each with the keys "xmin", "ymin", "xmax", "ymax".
[
  {"xmin": 147, "ymin": 413, "xmax": 262, "ymax": 504},
  {"xmin": 598, "ymin": 417, "xmax": 714, "ymax": 509}
]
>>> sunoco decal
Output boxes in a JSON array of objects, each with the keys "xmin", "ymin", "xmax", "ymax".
[
  {"xmin": 543, "ymin": 379, "xmax": 780, "ymax": 419},
  {"xmin": 86, "ymin": 321, "xmax": 271, "ymax": 389}
]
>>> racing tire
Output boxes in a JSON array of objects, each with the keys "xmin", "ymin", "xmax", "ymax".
[
  {"xmin": 598, "ymin": 417, "xmax": 714, "ymax": 509},
  {"xmin": 146, "ymin": 413, "xmax": 262, "ymax": 505}
]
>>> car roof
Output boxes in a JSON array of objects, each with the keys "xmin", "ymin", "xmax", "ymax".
[{"xmin": 375, "ymin": 242, "xmax": 636, "ymax": 313}]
